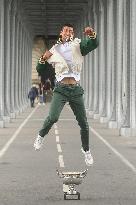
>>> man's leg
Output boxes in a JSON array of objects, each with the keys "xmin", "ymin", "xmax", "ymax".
[
  {"xmin": 39, "ymin": 91, "xmax": 67, "ymax": 137},
  {"xmin": 30, "ymin": 98, "xmax": 33, "ymax": 107},
  {"xmin": 69, "ymin": 86, "xmax": 93, "ymax": 166},
  {"xmin": 69, "ymin": 95, "xmax": 89, "ymax": 151},
  {"xmin": 34, "ymin": 91, "xmax": 67, "ymax": 150},
  {"xmin": 32, "ymin": 98, "xmax": 34, "ymax": 107}
]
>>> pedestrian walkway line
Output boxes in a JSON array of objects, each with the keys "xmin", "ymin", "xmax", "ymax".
[
  {"xmin": 56, "ymin": 135, "xmax": 60, "ymax": 143},
  {"xmin": 55, "ymin": 129, "xmax": 59, "ymax": 135},
  {"xmin": 57, "ymin": 144, "xmax": 62, "ymax": 153},
  {"xmin": 0, "ymin": 106, "xmax": 39, "ymax": 159},
  {"xmin": 57, "ymin": 106, "xmax": 136, "ymax": 173},
  {"xmin": 59, "ymin": 155, "xmax": 65, "ymax": 167},
  {"xmin": 54, "ymin": 123, "xmax": 65, "ymax": 168},
  {"xmin": 90, "ymin": 127, "xmax": 136, "ymax": 174}
]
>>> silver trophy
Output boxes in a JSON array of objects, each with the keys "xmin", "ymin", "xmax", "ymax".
[{"xmin": 56, "ymin": 169, "xmax": 88, "ymax": 200}]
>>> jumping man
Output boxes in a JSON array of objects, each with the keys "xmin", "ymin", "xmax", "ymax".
[{"xmin": 34, "ymin": 24, "xmax": 99, "ymax": 166}]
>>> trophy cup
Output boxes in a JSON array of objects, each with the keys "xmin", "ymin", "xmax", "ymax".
[{"xmin": 56, "ymin": 169, "xmax": 88, "ymax": 200}]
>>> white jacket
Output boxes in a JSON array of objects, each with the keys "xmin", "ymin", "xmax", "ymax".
[{"xmin": 47, "ymin": 38, "xmax": 84, "ymax": 76}]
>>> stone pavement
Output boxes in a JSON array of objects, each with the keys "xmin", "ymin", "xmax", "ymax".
[{"xmin": 0, "ymin": 102, "xmax": 136, "ymax": 205}]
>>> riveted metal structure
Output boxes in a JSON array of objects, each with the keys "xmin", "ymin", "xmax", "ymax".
[{"xmin": 0, "ymin": 0, "xmax": 136, "ymax": 137}]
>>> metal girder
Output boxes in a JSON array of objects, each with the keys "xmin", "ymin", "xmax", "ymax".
[{"xmin": 21, "ymin": 0, "xmax": 89, "ymax": 36}]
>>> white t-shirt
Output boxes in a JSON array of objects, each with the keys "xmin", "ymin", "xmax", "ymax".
[{"xmin": 55, "ymin": 42, "xmax": 80, "ymax": 82}]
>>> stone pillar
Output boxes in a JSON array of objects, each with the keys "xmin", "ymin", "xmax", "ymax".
[
  {"xmin": 87, "ymin": 1, "xmax": 94, "ymax": 116},
  {"xmin": 129, "ymin": 0, "xmax": 136, "ymax": 135},
  {"xmin": 10, "ymin": 0, "xmax": 16, "ymax": 118},
  {"xmin": 98, "ymin": 0, "xmax": 106, "ymax": 121},
  {"xmin": 0, "ymin": 0, "xmax": 5, "ymax": 127},
  {"xmin": 102, "ymin": 0, "xmax": 118, "ymax": 128},
  {"xmin": 19, "ymin": 24, "xmax": 24, "ymax": 109},
  {"xmin": 0, "ymin": 0, "xmax": 33, "ymax": 126},
  {"xmin": 108, "ymin": 0, "xmax": 117, "ymax": 128},
  {"xmin": 116, "ymin": 0, "xmax": 127, "ymax": 129},
  {"xmin": 25, "ymin": 33, "xmax": 30, "ymax": 106},
  {"xmin": 24, "ymin": 31, "xmax": 28, "ymax": 105},
  {"xmin": 105, "ymin": 0, "xmax": 114, "ymax": 121},
  {"xmin": 24, "ymin": 30, "xmax": 33, "ymax": 107},
  {"xmin": 29, "ymin": 38, "xmax": 33, "ymax": 97},
  {"xmin": 99, "ymin": 0, "xmax": 108, "ymax": 123},
  {"xmin": 14, "ymin": 14, "xmax": 20, "ymax": 113},
  {"xmin": 91, "ymin": 1, "xmax": 100, "ymax": 119},
  {"xmin": 116, "ymin": 0, "xmax": 123, "ymax": 126},
  {"xmin": 17, "ymin": 21, "xmax": 22, "ymax": 111},
  {"xmin": 3, "ymin": 0, "xmax": 12, "ymax": 122},
  {"xmin": 80, "ymin": 15, "xmax": 85, "ymax": 90},
  {"xmin": 83, "ymin": 7, "xmax": 90, "ymax": 109},
  {"xmin": 121, "ymin": 0, "xmax": 136, "ymax": 136},
  {"xmin": 21, "ymin": 27, "xmax": 26, "ymax": 106},
  {"xmin": 26, "ymin": 33, "xmax": 31, "ymax": 105}
]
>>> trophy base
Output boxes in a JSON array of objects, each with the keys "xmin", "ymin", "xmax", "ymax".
[{"xmin": 64, "ymin": 192, "xmax": 80, "ymax": 200}]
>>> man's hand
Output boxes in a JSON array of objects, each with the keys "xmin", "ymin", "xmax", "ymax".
[
  {"xmin": 42, "ymin": 50, "xmax": 53, "ymax": 60},
  {"xmin": 83, "ymin": 27, "xmax": 94, "ymax": 36}
]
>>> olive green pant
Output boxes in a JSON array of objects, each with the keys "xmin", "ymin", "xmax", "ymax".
[{"xmin": 39, "ymin": 83, "xmax": 89, "ymax": 151}]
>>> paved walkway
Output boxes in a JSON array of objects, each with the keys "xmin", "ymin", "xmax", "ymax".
[{"xmin": 0, "ymin": 102, "xmax": 136, "ymax": 205}]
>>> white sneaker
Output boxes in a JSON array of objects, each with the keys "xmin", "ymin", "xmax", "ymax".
[
  {"xmin": 34, "ymin": 135, "xmax": 44, "ymax": 151},
  {"xmin": 81, "ymin": 148, "xmax": 94, "ymax": 166}
]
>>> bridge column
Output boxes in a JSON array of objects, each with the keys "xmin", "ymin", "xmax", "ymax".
[
  {"xmin": 10, "ymin": 0, "xmax": 17, "ymax": 118},
  {"xmin": 23, "ymin": 31, "xmax": 28, "ymax": 106},
  {"xmin": 108, "ymin": 0, "xmax": 118, "ymax": 128},
  {"xmin": 87, "ymin": 0, "xmax": 94, "ymax": 116},
  {"xmin": 92, "ymin": 2, "xmax": 100, "ymax": 119},
  {"xmin": 116, "ymin": 0, "xmax": 124, "ymax": 128},
  {"xmin": 121, "ymin": 0, "xmax": 136, "ymax": 136},
  {"xmin": 97, "ymin": 0, "xmax": 106, "ymax": 122},
  {"xmin": 14, "ymin": 15, "xmax": 20, "ymax": 114},
  {"xmin": 83, "ymin": 7, "xmax": 90, "ymax": 109},
  {"xmin": 80, "ymin": 15, "xmax": 85, "ymax": 91},
  {"xmin": 21, "ymin": 27, "xmax": 27, "ymax": 108},
  {"xmin": 115, "ymin": 0, "xmax": 131, "ymax": 135},
  {"xmin": 25, "ymin": 33, "xmax": 32, "ymax": 106},
  {"xmin": 87, "ymin": 0, "xmax": 99, "ymax": 119},
  {"xmin": 105, "ymin": 0, "xmax": 118, "ymax": 128},
  {"xmin": 3, "ymin": 0, "xmax": 12, "ymax": 123},
  {"xmin": 18, "ymin": 21, "xmax": 23, "ymax": 111},
  {"xmin": 0, "ymin": 0, "xmax": 5, "ymax": 127}
]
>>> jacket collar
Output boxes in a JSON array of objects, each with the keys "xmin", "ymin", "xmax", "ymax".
[{"xmin": 56, "ymin": 37, "xmax": 74, "ymax": 45}]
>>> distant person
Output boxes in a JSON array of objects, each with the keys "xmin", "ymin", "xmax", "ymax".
[
  {"xmin": 28, "ymin": 87, "xmax": 37, "ymax": 107},
  {"xmin": 32, "ymin": 85, "xmax": 38, "ymax": 98}
]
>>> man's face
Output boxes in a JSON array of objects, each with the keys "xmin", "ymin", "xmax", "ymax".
[{"xmin": 60, "ymin": 26, "xmax": 74, "ymax": 41}]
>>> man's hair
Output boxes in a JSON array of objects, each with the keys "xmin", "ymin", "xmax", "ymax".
[{"xmin": 60, "ymin": 23, "xmax": 74, "ymax": 31}]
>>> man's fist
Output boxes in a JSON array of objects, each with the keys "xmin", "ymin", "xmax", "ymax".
[
  {"xmin": 43, "ymin": 50, "xmax": 53, "ymax": 60},
  {"xmin": 83, "ymin": 27, "xmax": 94, "ymax": 36}
]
